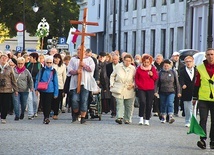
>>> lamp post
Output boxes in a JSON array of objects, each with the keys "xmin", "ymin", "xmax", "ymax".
[
  {"xmin": 207, "ymin": 0, "xmax": 213, "ymax": 48},
  {"xmin": 23, "ymin": 0, "xmax": 39, "ymax": 51}
]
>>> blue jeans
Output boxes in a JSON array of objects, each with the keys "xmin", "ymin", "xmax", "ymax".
[
  {"xmin": 13, "ymin": 92, "xmax": 29, "ymax": 117},
  {"xmin": 70, "ymin": 86, "xmax": 89, "ymax": 112},
  {"xmin": 28, "ymin": 90, "xmax": 39, "ymax": 116},
  {"xmin": 183, "ymin": 101, "xmax": 193, "ymax": 124},
  {"xmin": 160, "ymin": 93, "xmax": 175, "ymax": 115}
]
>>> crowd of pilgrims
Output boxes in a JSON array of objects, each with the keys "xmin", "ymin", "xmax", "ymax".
[{"xmin": 0, "ymin": 47, "xmax": 195, "ymax": 127}]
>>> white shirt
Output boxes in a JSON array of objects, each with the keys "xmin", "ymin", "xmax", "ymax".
[{"xmin": 185, "ymin": 67, "xmax": 194, "ymax": 81}]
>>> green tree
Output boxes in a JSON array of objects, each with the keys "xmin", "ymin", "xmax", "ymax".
[
  {"xmin": 0, "ymin": 0, "xmax": 79, "ymax": 38},
  {"xmin": 0, "ymin": 23, "xmax": 9, "ymax": 43}
]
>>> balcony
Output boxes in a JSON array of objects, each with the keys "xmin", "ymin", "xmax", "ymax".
[{"xmin": 76, "ymin": 0, "xmax": 87, "ymax": 5}]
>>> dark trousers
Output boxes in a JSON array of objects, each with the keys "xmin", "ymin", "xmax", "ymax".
[
  {"xmin": 110, "ymin": 95, "xmax": 116, "ymax": 116},
  {"xmin": 0, "ymin": 93, "xmax": 12, "ymax": 119},
  {"xmin": 40, "ymin": 92, "xmax": 53, "ymax": 119},
  {"xmin": 138, "ymin": 90, "xmax": 154, "ymax": 120},
  {"xmin": 52, "ymin": 89, "xmax": 63, "ymax": 115},
  {"xmin": 198, "ymin": 100, "xmax": 214, "ymax": 141},
  {"xmin": 174, "ymin": 95, "xmax": 180, "ymax": 114},
  {"xmin": 152, "ymin": 96, "xmax": 160, "ymax": 114}
]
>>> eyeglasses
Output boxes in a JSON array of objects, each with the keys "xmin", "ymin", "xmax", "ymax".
[
  {"xmin": 185, "ymin": 61, "xmax": 193, "ymax": 63},
  {"xmin": 46, "ymin": 62, "xmax": 52, "ymax": 64},
  {"xmin": 17, "ymin": 63, "xmax": 24, "ymax": 65}
]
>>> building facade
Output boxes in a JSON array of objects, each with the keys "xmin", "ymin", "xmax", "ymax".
[{"xmin": 77, "ymin": 0, "xmax": 188, "ymax": 58}]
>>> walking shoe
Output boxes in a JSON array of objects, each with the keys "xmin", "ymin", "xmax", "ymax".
[
  {"xmin": 144, "ymin": 120, "xmax": 150, "ymax": 126},
  {"xmin": 78, "ymin": 115, "xmax": 81, "ymax": 121},
  {"xmin": 53, "ymin": 115, "xmax": 58, "ymax": 120},
  {"xmin": 80, "ymin": 117, "xmax": 86, "ymax": 124},
  {"xmin": 139, "ymin": 117, "xmax": 144, "ymax": 125},
  {"xmin": 153, "ymin": 113, "xmax": 158, "ymax": 116},
  {"xmin": 197, "ymin": 139, "xmax": 206, "ymax": 149},
  {"xmin": 34, "ymin": 113, "xmax": 38, "ymax": 117},
  {"xmin": 124, "ymin": 120, "xmax": 130, "ymax": 124},
  {"xmin": 1, "ymin": 119, "xmax": 6, "ymax": 124},
  {"xmin": 161, "ymin": 118, "xmax": 166, "ymax": 123},
  {"xmin": 185, "ymin": 124, "xmax": 190, "ymax": 128},
  {"xmin": 174, "ymin": 113, "xmax": 179, "ymax": 117},
  {"xmin": 115, "ymin": 118, "xmax": 123, "ymax": 124},
  {"xmin": 72, "ymin": 113, "xmax": 78, "ymax": 123},
  {"xmin": 20, "ymin": 114, "xmax": 24, "ymax": 120},
  {"xmin": 43, "ymin": 118, "xmax": 50, "ymax": 124},
  {"xmin": 28, "ymin": 116, "xmax": 34, "ymax": 120},
  {"xmin": 169, "ymin": 117, "xmax": 175, "ymax": 124},
  {"xmin": 210, "ymin": 141, "xmax": 214, "ymax": 149},
  {"xmin": 14, "ymin": 116, "xmax": 19, "ymax": 121}
]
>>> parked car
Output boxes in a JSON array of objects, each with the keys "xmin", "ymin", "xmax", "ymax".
[{"xmin": 179, "ymin": 49, "xmax": 199, "ymax": 62}]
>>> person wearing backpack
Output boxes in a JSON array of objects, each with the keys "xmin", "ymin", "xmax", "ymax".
[
  {"xmin": 155, "ymin": 59, "xmax": 181, "ymax": 124},
  {"xmin": 26, "ymin": 53, "xmax": 42, "ymax": 119}
]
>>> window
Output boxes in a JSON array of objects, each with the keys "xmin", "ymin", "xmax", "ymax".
[
  {"xmin": 162, "ymin": 0, "xmax": 167, "ymax": 5},
  {"xmin": 179, "ymin": 0, "xmax": 184, "ymax": 2},
  {"xmin": 171, "ymin": 0, "xmax": 175, "ymax": 3},
  {"xmin": 142, "ymin": 0, "xmax": 146, "ymax": 9},
  {"xmin": 151, "ymin": 0, "xmax": 156, "ymax": 7},
  {"xmin": 170, "ymin": 28, "xmax": 174, "ymax": 54},
  {"xmin": 132, "ymin": 31, "xmax": 136, "ymax": 55},
  {"xmin": 97, "ymin": 0, "xmax": 101, "ymax": 19},
  {"xmin": 124, "ymin": 32, "xmax": 128, "ymax": 52},
  {"xmin": 151, "ymin": 30, "xmax": 156, "ymax": 57},
  {"xmin": 125, "ymin": 0, "xmax": 129, "ymax": 12},
  {"xmin": 141, "ymin": 30, "xmax": 146, "ymax": 54},
  {"xmin": 133, "ymin": 0, "xmax": 137, "ymax": 10},
  {"xmin": 161, "ymin": 29, "xmax": 166, "ymax": 58}
]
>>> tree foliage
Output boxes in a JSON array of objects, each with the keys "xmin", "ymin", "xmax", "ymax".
[
  {"xmin": 0, "ymin": 23, "xmax": 9, "ymax": 43},
  {"xmin": 0, "ymin": 0, "xmax": 79, "ymax": 39}
]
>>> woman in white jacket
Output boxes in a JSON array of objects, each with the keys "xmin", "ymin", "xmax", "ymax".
[
  {"xmin": 110, "ymin": 54, "xmax": 136, "ymax": 124},
  {"xmin": 52, "ymin": 54, "xmax": 67, "ymax": 120}
]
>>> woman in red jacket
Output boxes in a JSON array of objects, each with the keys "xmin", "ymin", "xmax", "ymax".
[{"xmin": 135, "ymin": 54, "xmax": 158, "ymax": 126}]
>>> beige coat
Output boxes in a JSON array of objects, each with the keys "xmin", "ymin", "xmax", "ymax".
[{"xmin": 110, "ymin": 63, "xmax": 135, "ymax": 99}]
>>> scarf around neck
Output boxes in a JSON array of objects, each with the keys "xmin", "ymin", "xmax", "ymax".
[
  {"xmin": 16, "ymin": 66, "xmax": 26, "ymax": 74},
  {"xmin": 140, "ymin": 64, "xmax": 152, "ymax": 71}
]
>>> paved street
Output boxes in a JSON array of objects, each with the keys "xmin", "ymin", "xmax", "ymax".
[{"xmin": 0, "ymin": 108, "xmax": 213, "ymax": 155}]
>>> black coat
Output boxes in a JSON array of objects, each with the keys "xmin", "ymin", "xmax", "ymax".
[
  {"xmin": 179, "ymin": 67, "xmax": 197, "ymax": 101},
  {"xmin": 106, "ymin": 63, "xmax": 114, "ymax": 79}
]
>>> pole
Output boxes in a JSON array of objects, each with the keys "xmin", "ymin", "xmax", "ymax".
[
  {"xmin": 23, "ymin": 0, "xmax": 26, "ymax": 51},
  {"xmin": 207, "ymin": 0, "xmax": 213, "ymax": 48},
  {"xmin": 118, "ymin": 0, "xmax": 121, "ymax": 54},
  {"xmin": 112, "ymin": 0, "xmax": 116, "ymax": 51}
]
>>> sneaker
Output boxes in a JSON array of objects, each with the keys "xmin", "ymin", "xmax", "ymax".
[
  {"xmin": 144, "ymin": 120, "xmax": 150, "ymax": 126},
  {"xmin": 34, "ymin": 113, "xmax": 38, "ymax": 117},
  {"xmin": 80, "ymin": 117, "xmax": 86, "ymax": 124},
  {"xmin": 210, "ymin": 141, "xmax": 214, "ymax": 149},
  {"xmin": 43, "ymin": 118, "xmax": 50, "ymax": 124},
  {"xmin": 78, "ymin": 115, "xmax": 81, "ymax": 122},
  {"xmin": 14, "ymin": 116, "xmax": 19, "ymax": 121},
  {"xmin": 53, "ymin": 115, "xmax": 58, "ymax": 120},
  {"xmin": 185, "ymin": 124, "xmax": 190, "ymax": 128},
  {"xmin": 139, "ymin": 117, "xmax": 144, "ymax": 125},
  {"xmin": 28, "ymin": 116, "xmax": 34, "ymax": 120},
  {"xmin": 169, "ymin": 117, "xmax": 175, "ymax": 124},
  {"xmin": 124, "ymin": 120, "xmax": 130, "ymax": 124},
  {"xmin": 161, "ymin": 118, "xmax": 166, "ymax": 123},
  {"xmin": 1, "ymin": 119, "xmax": 6, "ymax": 124},
  {"xmin": 20, "ymin": 114, "xmax": 24, "ymax": 120},
  {"xmin": 115, "ymin": 118, "xmax": 123, "ymax": 124},
  {"xmin": 153, "ymin": 113, "xmax": 158, "ymax": 116},
  {"xmin": 197, "ymin": 139, "xmax": 206, "ymax": 149}
]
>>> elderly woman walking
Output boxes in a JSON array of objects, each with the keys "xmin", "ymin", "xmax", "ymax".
[
  {"xmin": 135, "ymin": 54, "xmax": 158, "ymax": 126},
  {"xmin": 13, "ymin": 57, "xmax": 34, "ymax": 120},
  {"xmin": 110, "ymin": 54, "xmax": 136, "ymax": 124},
  {"xmin": 35, "ymin": 56, "xmax": 58, "ymax": 124},
  {"xmin": 0, "ymin": 54, "xmax": 18, "ymax": 124}
]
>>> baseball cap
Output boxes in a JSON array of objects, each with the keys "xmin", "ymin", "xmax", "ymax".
[{"xmin": 172, "ymin": 51, "xmax": 180, "ymax": 56}]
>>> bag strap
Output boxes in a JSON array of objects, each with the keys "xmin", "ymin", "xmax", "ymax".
[{"xmin": 47, "ymin": 71, "xmax": 53, "ymax": 84}]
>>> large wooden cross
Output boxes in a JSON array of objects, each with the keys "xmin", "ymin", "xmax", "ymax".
[{"xmin": 70, "ymin": 8, "xmax": 98, "ymax": 93}]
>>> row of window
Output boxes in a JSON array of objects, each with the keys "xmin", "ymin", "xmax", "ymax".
[{"xmin": 111, "ymin": 27, "xmax": 183, "ymax": 57}]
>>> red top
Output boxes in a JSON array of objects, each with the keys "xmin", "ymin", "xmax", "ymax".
[
  {"xmin": 135, "ymin": 66, "xmax": 158, "ymax": 90},
  {"xmin": 195, "ymin": 60, "xmax": 214, "ymax": 86}
]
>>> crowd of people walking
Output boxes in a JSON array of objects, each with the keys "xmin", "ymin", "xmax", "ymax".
[{"xmin": 0, "ymin": 47, "xmax": 213, "ymax": 149}]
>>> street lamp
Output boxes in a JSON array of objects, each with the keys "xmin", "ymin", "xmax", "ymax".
[
  {"xmin": 23, "ymin": 0, "xmax": 39, "ymax": 51},
  {"xmin": 207, "ymin": 0, "xmax": 213, "ymax": 48}
]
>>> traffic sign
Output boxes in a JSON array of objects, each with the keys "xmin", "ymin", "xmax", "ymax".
[
  {"xmin": 58, "ymin": 37, "xmax": 66, "ymax": 44},
  {"xmin": 16, "ymin": 46, "xmax": 22, "ymax": 52},
  {"xmin": 15, "ymin": 22, "xmax": 24, "ymax": 32},
  {"xmin": 5, "ymin": 45, "xmax": 10, "ymax": 50},
  {"xmin": 56, "ymin": 44, "xmax": 68, "ymax": 49}
]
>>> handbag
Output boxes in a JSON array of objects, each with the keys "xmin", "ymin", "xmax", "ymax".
[
  {"xmin": 110, "ymin": 84, "xmax": 124, "ymax": 94},
  {"xmin": 37, "ymin": 70, "xmax": 53, "ymax": 91}
]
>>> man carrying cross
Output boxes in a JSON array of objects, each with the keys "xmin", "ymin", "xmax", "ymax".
[{"xmin": 67, "ymin": 46, "xmax": 99, "ymax": 124}]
